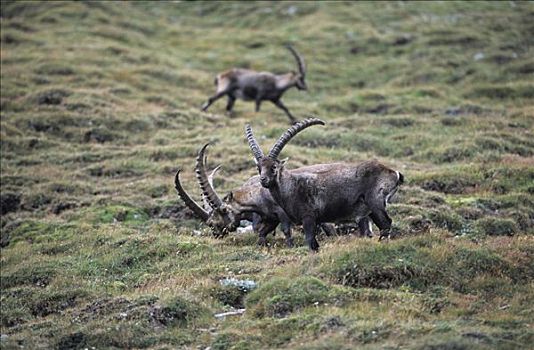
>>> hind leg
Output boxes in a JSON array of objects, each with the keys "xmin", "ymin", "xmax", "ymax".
[
  {"xmin": 303, "ymin": 216, "xmax": 319, "ymax": 252},
  {"xmin": 358, "ymin": 217, "xmax": 373, "ymax": 238},
  {"xmin": 320, "ymin": 223, "xmax": 336, "ymax": 236}
]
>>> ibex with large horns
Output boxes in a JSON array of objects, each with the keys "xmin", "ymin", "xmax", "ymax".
[
  {"xmin": 175, "ymin": 145, "xmax": 374, "ymax": 247},
  {"xmin": 201, "ymin": 45, "xmax": 307, "ymax": 123},
  {"xmin": 246, "ymin": 118, "xmax": 404, "ymax": 251},
  {"xmin": 175, "ymin": 144, "xmax": 295, "ymax": 246}
]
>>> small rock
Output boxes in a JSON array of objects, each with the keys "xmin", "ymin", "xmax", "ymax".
[
  {"xmin": 237, "ymin": 225, "xmax": 254, "ymax": 234},
  {"xmin": 214, "ymin": 309, "xmax": 246, "ymax": 319},
  {"xmin": 473, "ymin": 52, "xmax": 485, "ymax": 61},
  {"xmin": 285, "ymin": 6, "xmax": 298, "ymax": 16},
  {"xmin": 220, "ymin": 278, "xmax": 257, "ymax": 292}
]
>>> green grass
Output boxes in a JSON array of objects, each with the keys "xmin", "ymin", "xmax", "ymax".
[{"xmin": 1, "ymin": 1, "xmax": 533, "ymax": 349}]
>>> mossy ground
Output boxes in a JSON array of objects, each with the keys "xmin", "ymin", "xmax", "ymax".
[{"xmin": 1, "ymin": 1, "xmax": 533, "ymax": 349}]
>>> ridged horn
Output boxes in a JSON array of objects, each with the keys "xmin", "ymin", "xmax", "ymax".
[
  {"xmin": 202, "ymin": 164, "xmax": 222, "ymax": 211},
  {"xmin": 174, "ymin": 170, "xmax": 210, "ymax": 221},
  {"xmin": 195, "ymin": 143, "xmax": 224, "ymax": 209},
  {"xmin": 286, "ymin": 45, "xmax": 306, "ymax": 78},
  {"xmin": 245, "ymin": 124, "xmax": 264, "ymax": 163},
  {"xmin": 268, "ymin": 117, "xmax": 325, "ymax": 160},
  {"xmin": 208, "ymin": 165, "xmax": 222, "ymax": 187}
]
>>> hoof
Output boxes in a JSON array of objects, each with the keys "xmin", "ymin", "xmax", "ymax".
[{"xmin": 309, "ymin": 239, "xmax": 320, "ymax": 252}]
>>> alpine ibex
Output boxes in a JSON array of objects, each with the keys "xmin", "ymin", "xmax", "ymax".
[
  {"xmin": 175, "ymin": 144, "xmax": 294, "ymax": 246},
  {"xmin": 201, "ymin": 45, "xmax": 307, "ymax": 123},
  {"xmin": 175, "ymin": 144, "xmax": 374, "ymax": 247},
  {"xmin": 245, "ymin": 118, "xmax": 404, "ymax": 251}
]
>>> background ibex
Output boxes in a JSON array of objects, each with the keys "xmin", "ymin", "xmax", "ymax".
[
  {"xmin": 175, "ymin": 144, "xmax": 374, "ymax": 247},
  {"xmin": 201, "ymin": 45, "xmax": 307, "ymax": 123},
  {"xmin": 246, "ymin": 118, "xmax": 404, "ymax": 251}
]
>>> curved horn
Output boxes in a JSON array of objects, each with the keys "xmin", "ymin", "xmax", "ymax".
[
  {"xmin": 286, "ymin": 45, "xmax": 306, "ymax": 78},
  {"xmin": 195, "ymin": 143, "xmax": 224, "ymax": 209},
  {"xmin": 174, "ymin": 170, "xmax": 210, "ymax": 221},
  {"xmin": 202, "ymin": 164, "xmax": 222, "ymax": 211},
  {"xmin": 208, "ymin": 165, "xmax": 222, "ymax": 187},
  {"xmin": 268, "ymin": 117, "xmax": 325, "ymax": 160},
  {"xmin": 245, "ymin": 124, "xmax": 264, "ymax": 163}
]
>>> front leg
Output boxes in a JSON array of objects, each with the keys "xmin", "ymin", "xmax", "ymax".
[
  {"xmin": 255, "ymin": 98, "xmax": 262, "ymax": 112},
  {"xmin": 280, "ymin": 220, "xmax": 294, "ymax": 248},
  {"xmin": 257, "ymin": 220, "xmax": 278, "ymax": 247},
  {"xmin": 302, "ymin": 216, "xmax": 319, "ymax": 252},
  {"xmin": 272, "ymin": 99, "xmax": 296, "ymax": 124},
  {"xmin": 201, "ymin": 90, "xmax": 227, "ymax": 111}
]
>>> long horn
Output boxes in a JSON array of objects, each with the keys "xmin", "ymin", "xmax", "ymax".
[
  {"xmin": 208, "ymin": 165, "xmax": 221, "ymax": 187},
  {"xmin": 286, "ymin": 45, "xmax": 306, "ymax": 78},
  {"xmin": 245, "ymin": 124, "xmax": 264, "ymax": 163},
  {"xmin": 195, "ymin": 143, "xmax": 224, "ymax": 209},
  {"xmin": 202, "ymin": 164, "xmax": 222, "ymax": 211},
  {"xmin": 268, "ymin": 117, "xmax": 325, "ymax": 160},
  {"xmin": 174, "ymin": 170, "xmax": 210, "ymax": 221}
]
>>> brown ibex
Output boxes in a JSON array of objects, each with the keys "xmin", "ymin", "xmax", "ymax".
[
  {"xmin": 175, "ymin": 144, "xmax": 374, "ymax": 247},
  {"xmin": 201, "ymin": 45, "xmax": 307, "ymax": 123},
  {"xmin": 246, "ymin": 118, "xmax": 404, "ymax": 251}
]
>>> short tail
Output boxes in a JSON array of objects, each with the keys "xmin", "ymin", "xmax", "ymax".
[{"xmin": 398, "ymin": 172, "xmax": 404, "ymax": 185}]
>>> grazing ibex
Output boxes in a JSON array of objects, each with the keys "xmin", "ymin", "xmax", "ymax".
[
  {"xmin": 175, "ymin": 144, "xmax": 374, "ymax": 247},
  {"xmin": 201, "ymin": 45, "xmax": 307, "ymax": 123},
  {"xmin": 175, "ymin": 145, "xmax": 295, "ymax": 246},
  {"xmin": 246, "ymin": 118, "xmax": 404, "ymax": 251}
]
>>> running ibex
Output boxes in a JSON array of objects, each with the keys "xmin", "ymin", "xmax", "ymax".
[
  {"xmin": 246, "ymin": 118, "xmax": 404, "ymax": 251},
  {"xmin": 201, "ymin": 45, "xmax": 307, "ymax": 123}
]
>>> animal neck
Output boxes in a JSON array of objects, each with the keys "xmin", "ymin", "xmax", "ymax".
[
  {"xmin": 268, "ymin": 168, "xmax": 299, "ymax": 221},
  {"xmin": 275, "ymin": 73, "xmax": 297, "ymax": 91}
]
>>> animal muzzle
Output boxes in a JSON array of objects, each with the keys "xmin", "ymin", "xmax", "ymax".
[{"xmin": 260, "ymin": 176, "xmax": 270, "ymax": 187}]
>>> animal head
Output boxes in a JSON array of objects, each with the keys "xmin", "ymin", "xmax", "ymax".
[
  {"xmin": 257, "ymin": 157, "xmax": 288, "ymax": 188},
  {"xmin": 245, "ymin": 118, "xmax": 325, "ymax": 188},
  {"xmin": 174, "ymin": 144, "xmax": 240, "ymax": 236}
]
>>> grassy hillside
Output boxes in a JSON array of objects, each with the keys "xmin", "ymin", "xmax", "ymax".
[{"xmin": 1, "ymin": 1, "xmax": 533, "ymax": 349}]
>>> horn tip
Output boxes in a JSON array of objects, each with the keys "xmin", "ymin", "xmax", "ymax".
[
  {"xmin": 306, "ymin": 116, "xmax": 326, "ymax": 125},
  {"xmin": 199, "ymin": 143, "xmax": 211, "ymax": 155},
  {"xmin": 174, "ymin": 170, "xmax": 181, "ymax": 185}
]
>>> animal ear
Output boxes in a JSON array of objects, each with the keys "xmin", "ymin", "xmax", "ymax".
[{"xmin": 279, "ymin": 157, "xmax": 289, "ymax": 166}]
